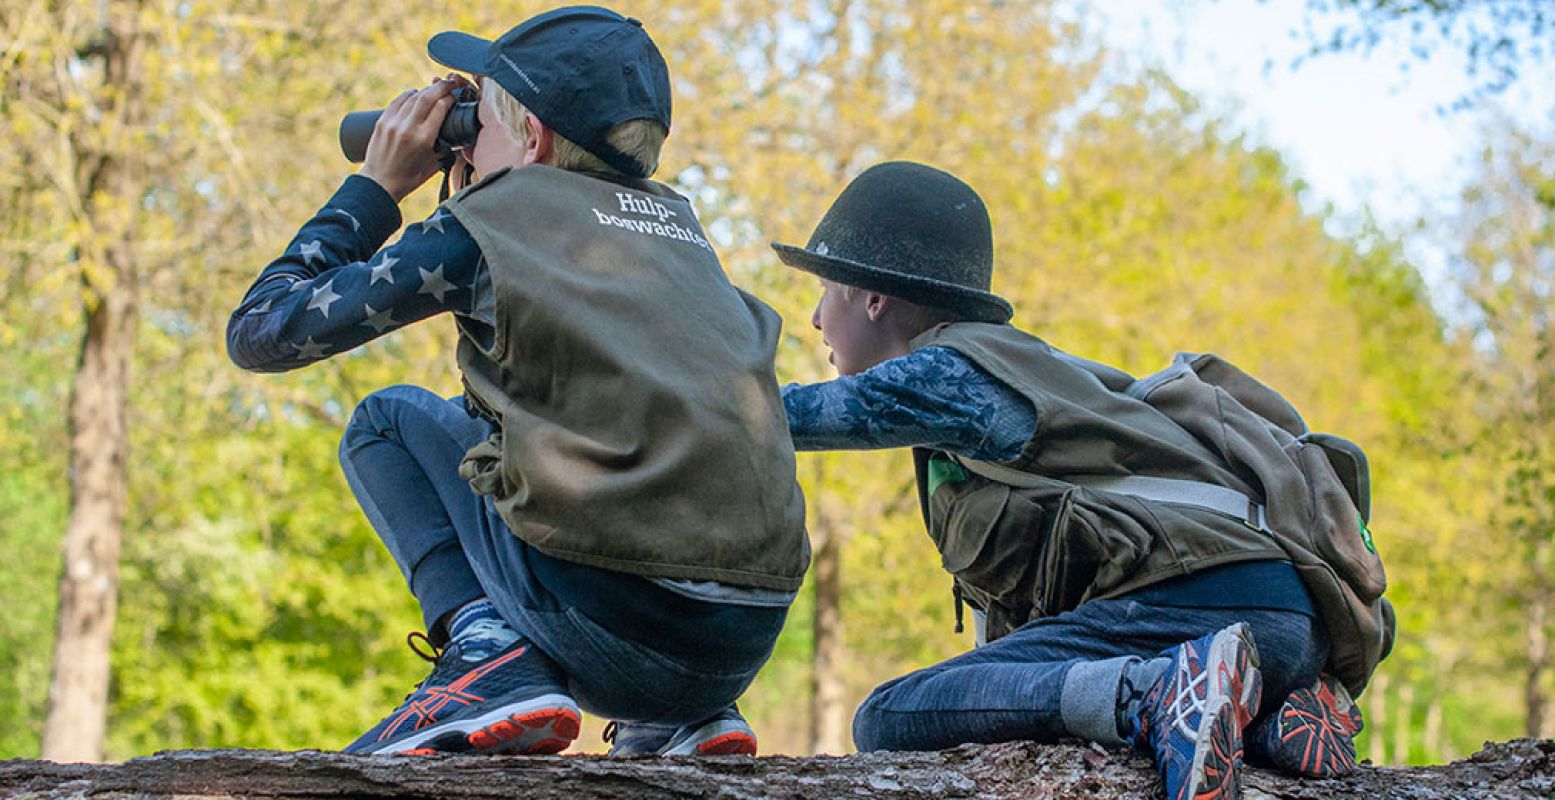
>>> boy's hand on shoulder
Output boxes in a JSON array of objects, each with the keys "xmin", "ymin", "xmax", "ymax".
[{"xmin": 359, "ymin": 78, "xmax": 456, "ymax": 203}]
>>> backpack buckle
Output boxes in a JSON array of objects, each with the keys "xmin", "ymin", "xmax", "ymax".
[{"xmin": 1245, "ymin": 501, "xmax": 1268, "ymax": 532}]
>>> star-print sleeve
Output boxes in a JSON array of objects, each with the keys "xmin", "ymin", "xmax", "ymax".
[
  {"xmin": 226, "ymin": 175, "xmax": 483, "ymax": 372},
  {"xmin": 780, "ymin": 346, "xmax": 1038, "ymax": 462}
]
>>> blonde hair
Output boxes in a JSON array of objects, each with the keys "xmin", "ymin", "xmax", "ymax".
[
  {"xmin": 487, "ymin": 81, "xmax": 667, "ymax": 176},
  {"xmin": 894, "ymin": 301, "xmax": 961, "ymax": 335},
  {"xmin": 833, "ymin": 281, "xmax": 961, "ymax": 336}
]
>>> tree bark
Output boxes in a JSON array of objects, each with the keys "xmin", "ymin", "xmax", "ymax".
[
  {"xmin": 3, "ymin": 739, "xmax": 1554, "ymax": 799},
  {"xmin": 40, "ymin": 7, "xmax": 146, "ymax": 764},
  {"xmin": 809, "ymin": 494, "xmax": 848, "ymax": 755}
]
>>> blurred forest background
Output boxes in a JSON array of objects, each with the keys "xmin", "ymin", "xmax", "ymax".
[{"xmin": 3, "ymin": 0, "xmax": 1553, "ymax": 765}]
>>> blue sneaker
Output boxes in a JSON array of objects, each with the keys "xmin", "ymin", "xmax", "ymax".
[
  {"xmin": 1133, "ymin": 623, "xmax": 1263, "ymax": 800},
  {"xmin": 604, "ymin": 706, "xmax": 757, "ymax": 757},
  {"xmin": 1247, "ymin": 673, "xmax": 1363, "ymax": 777},
  {"xmin": 603, "ymin": 720, "xmax": 678, "ymax": 757},
  {"xmin": 344, "ymin": 632, "xmax": 580, "ymax": 756}
]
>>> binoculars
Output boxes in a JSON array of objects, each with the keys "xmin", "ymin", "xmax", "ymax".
[{"xmin": 339, "ymin": 86, "xmax": 481, "ymax": 163}]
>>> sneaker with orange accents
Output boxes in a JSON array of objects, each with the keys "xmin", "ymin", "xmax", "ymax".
[
  {"xmin": 344, "ymin": 632, "xmax": 580, "ymax": 756},
  {"xmin": 1132, "ymin": 623, "xmax": 1263, "ymax": 800},
  {"xmin": 1247, "ymin": 673, "xmax": 1364, "ymax": 777},
  {"xmin": 604, "ymin": 706, "xmax": 757, "ymax": 757}
]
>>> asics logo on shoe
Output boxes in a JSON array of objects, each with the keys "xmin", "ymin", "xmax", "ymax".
[{"xmin": 377, "ymin": 645, "xmax": 527, "ymax": 742}]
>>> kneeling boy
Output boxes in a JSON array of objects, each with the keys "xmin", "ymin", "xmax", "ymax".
[{"xmin": 774, "ymin": 162, "xmax": 1374, "ymax": 798}]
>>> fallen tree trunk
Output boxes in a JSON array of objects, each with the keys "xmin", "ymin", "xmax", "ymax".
[{"xmin": 3, "ymin": 738, "xmax": 1552, "ymax": 799}]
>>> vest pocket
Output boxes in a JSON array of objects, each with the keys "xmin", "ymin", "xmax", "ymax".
[
  {"xmin": 927, "ymin": 464, "xmax": 1053, "ymax": 638},
  {"xmin": 932, "ymin": 479, "xmax": 1010, "ymax": 575},
  {"xmin": 926, "ymin": 459, "xmax": 1159, "ymax": 640},
  {"xmin": 1036, "ymin": 488, "xmax": 1155, "ymax": 617}
]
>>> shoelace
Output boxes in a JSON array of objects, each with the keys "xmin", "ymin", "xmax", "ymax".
[
  {"xmin": 1167, "ymin": 648, "xmax": 1213, "ymax": 739},
  {"xmin": 383, "ymin": 631, "xmax": 446, "ymax": 708},
  {"xmin": 602, "ymin": 720, "xmax": 618, "ymax": 745},
  {"xmin": 406, "ymin": 630, "xmax": 442, "ymax": 663}
]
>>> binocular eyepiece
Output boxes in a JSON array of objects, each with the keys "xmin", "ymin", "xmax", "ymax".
[{"xmin": 339, "ymin": 86, "xmax": 482, "ymax": 163}]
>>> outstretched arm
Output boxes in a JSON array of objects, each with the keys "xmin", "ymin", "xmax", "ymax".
[{"xmin": 780, "ymin": 346, "xmax": 1037, "ymax": 462}]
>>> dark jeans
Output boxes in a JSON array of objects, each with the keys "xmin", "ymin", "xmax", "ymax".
[
  {"xmin": 339, "ymin": 384, "xmax": 786, "ymax": 726},
  {"xmin": 852, "ymin": 595, "xmax": 1327, "ymax": 752}
]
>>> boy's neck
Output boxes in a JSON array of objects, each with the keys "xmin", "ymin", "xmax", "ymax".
[
  {"xmin": 897, "ymin": 319, "xmax": 951, "ymax": 352},
  {"xmin": 865, "ymin": 325, "xmax": 923, "ymax": 368}
]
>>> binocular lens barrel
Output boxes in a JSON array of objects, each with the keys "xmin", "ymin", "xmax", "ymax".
[
  {"xmin": 439, "ymin": 104, "xmax": 482, "ymax": 155},
  {"xmin": 339, "ymin": 110, "xmax": 382, "ymax": 163},
  {"xmin": 338, "ymin": 98, "xmax": 482, "ymax": 163}
]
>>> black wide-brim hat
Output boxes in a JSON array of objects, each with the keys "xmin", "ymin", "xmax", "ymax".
[{"xmin": 773, "ymin": 161, "xmax": 1013, "ymax": 324}]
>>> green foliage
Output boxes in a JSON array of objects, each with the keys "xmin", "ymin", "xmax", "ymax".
[
  {"xmin": 109, "ymin": 418, "xmax": 422, "ymax": 752},
  {"xmin": 0, "ymin": 364, "xmax": 69, "ymax": 758}
]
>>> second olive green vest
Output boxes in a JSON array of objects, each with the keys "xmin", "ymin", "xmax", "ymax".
[
  {"xmin": 914, "ymin": 321, "xmax": 1394, "ymax": 694},
  {"xmin": 911, "ymin": 322, "xmax": 1287, "ymax": 638}
]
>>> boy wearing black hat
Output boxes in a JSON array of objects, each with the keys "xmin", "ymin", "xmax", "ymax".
[
  {"xmin": 227, "ymin": 6, "xmax": 807, "ymax": 757},
  {"xmin": 775, "ymin": 162, "xmax": 1369, "ymax": 799}
]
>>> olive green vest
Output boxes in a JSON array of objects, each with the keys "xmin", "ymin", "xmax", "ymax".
[
  {"xmin": 443, "ymin": 165, "xmax": 809, "ymax": 590},
  {"xmin": 911, "ymin": 322, "xmax": 1288, "ymax": 640}
]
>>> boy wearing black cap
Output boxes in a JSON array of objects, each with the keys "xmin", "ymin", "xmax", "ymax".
[
  {"xmin": 227, "ymin": 6, "xmax": 807, "ymax": 757},
  {"xmin": 775, "ymin": 162, "xmax": 1375, "ymax": 799}
]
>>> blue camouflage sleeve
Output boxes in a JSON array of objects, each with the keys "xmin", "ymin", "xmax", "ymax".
[{"xmin": 780, "ymin": 346, "xmax": 1037, "ymax": 462}]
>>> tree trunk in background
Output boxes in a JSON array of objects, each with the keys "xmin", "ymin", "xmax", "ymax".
[
  {"xmin": 1394, "ymin": 682, "xmax": 1414, "ymax": 765},
  {"xmin": 809, "ymin": 495, "xmax": 848, "ymax": 755},
  {"xmin": 40, "ymin": 8, "xmax": 145, "ymax": 763},
  {"xmin": 1526, "ymin": 579, "xmax": 1551, "ymax": 739},
  {"xmin": 42, "ymin": 259, "xmax": 136, "ymax": 762},
  {"xmin": 1424, "ymin": 692, "xmax": 1443, "ymax": 764},
  {"xmin": 1369, "ymin": 673, "xmax": 1388, "ymax": 765}
]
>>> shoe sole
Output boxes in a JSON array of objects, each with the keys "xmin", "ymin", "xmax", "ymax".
[
  {"xmin": 364, "ymin": 693, "xmax": 581, "ymax": 756},
  {"xmin": 1264, "ymin": 681, "xmax": 1362, "ymax": 777},
  {"xmin": 469, "ymin": 704, "xmax": 583, "ymax": 755},
  {"xmin": 659, "ymin": 719, "xmax": 758, "ymax": 757},
  {"xmin": 693, "ymin": 731, "xmax": 758, "ymax": 756},
  {"xmin": 1180, "ymin": 624, "xmax": 1263, "ymax": 800}
]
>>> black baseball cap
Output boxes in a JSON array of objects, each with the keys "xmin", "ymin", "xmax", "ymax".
[{"xmin": 427, "ymin": 6, "xmax": 672, "ymax": 178}]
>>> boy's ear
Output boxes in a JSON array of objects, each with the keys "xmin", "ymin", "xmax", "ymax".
[
  {"xmin": 523, "ymin": 111, "xmax": 556, "ymax": 166},
  {"xmin": 865, "ymin": 292, "xmax": 890, "ymax": 322}
]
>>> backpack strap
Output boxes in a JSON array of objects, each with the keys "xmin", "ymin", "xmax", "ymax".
[
  {"xmin": 954, "ymin": 457, "xmax": 1273, "ymax": 534},
  {"xmin": 1070, "ymin": 475, "xmax": 1272, "ymax": 534}
]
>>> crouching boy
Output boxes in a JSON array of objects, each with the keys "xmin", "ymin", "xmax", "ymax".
[
  {"xmin": 227, "ymin": 7, "xmax": 808, "ymax": 757},
  {"xmin": 774, "ymin": 162, "xmax": 1386, "ymax": 799}
]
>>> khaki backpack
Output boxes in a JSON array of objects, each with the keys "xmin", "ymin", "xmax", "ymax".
[
  {"xmin": 1115, "ymin": 352, "xmax": 1393, "ymax": 696},
  {"xmin": 963, "ymin": 352, "xmax": 1395, "ymax": 696}
]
